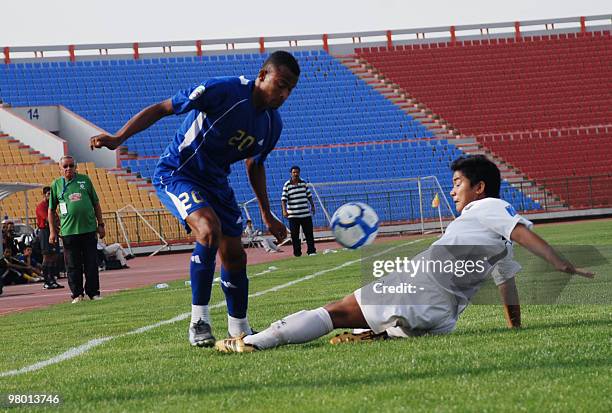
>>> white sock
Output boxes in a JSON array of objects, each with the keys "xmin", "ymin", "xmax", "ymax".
[
  {"xmin": 191, "ymin": 305, "xmax": 210, "ymax": 324},
  {"xmin": 228, "ymin": 315, "xmax": 252, "ymax": 337},
  {"xmin": 244, "ymin": 307, "xmax": 333, "ymax": 350}
]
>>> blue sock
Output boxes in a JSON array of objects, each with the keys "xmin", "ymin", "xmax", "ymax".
[
  {"xmin": 190, "ymin": 242, "xmax": 217, "ymax": 305},
  {"xmin": 220, "ymin": 265, "xmax": 249, "ymax": 318}
]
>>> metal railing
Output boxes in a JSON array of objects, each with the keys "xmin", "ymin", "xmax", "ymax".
[{"xmin": 3, "ymin": 14, "xmax": 610, "ymax": 63}]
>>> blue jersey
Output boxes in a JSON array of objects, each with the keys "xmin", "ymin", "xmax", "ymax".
[{"xmin": 154, "ymin": 76, "xmax": 282, "ymax": 187}]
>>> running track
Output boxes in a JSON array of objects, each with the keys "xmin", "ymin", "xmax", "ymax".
[{"xmin": 0, "ymin": 240, "xmax": 359, "ymax": 316}]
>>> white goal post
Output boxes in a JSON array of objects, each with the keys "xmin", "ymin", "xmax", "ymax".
[
  {"xmin": 116, "ymin": 204, "xmax": 169, "ymax": 256},
  {"xmin": 308, "ymin": 176, "xmax": 455, "ymax": 235},
  {"xmin": 240, "ymin": 176, "xmax": 455, "ymax": 238}
]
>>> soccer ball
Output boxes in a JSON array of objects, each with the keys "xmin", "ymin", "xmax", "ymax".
[{"xmin": 330, "ymin": 202, "xmax": 379, "ymax": 249}]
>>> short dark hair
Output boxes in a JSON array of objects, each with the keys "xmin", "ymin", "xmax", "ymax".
[
  {"xmin": 290, "ymin": 165, "xmax": 300, "ymax": 173},
  {"xmin": 43, "ymin": 186, "xmax": 51, "ymax": 194},
  {"xmin": 450, "ymin": 155, "xmax": 501, "ymax": 198},
  {"xmin": 263, "ymin": 51, "xmax": 300, "ymax": 77}
]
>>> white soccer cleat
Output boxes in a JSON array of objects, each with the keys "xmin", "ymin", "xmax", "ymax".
[{"xmin": 188, "ymin": 319, "xmax": 216, "ymax": 347}]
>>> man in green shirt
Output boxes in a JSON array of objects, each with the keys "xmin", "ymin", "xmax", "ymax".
[{"xmin": 48, "ymin": 155, "xmax": 106, "ymax": 303}]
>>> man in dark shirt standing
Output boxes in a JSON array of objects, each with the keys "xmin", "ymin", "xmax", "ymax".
[{"xmin": 35, "ymin": 186, "xmax": 64, "ymax": 289}]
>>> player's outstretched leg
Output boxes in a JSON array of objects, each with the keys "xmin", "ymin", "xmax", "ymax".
[
  {"xmin": 215, "ymin": 293, "xmax": 368, "ymax": 353},
  {"xmin": 219, "ymin": 236, "xmax": 254, "ymax": 337}
]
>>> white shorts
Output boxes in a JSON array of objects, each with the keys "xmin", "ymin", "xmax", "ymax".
[{"xmin": 354, "ymin": 272, "xmax": 459, "ymax": 337}]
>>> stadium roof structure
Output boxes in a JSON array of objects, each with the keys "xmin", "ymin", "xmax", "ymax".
[
  {"xmin": 0, "ymin": 182, "xmax": 43, "ymax": 202},
  {"xmin": 2, "ymin": 14, "xmax": 610, "ymax": 63}
]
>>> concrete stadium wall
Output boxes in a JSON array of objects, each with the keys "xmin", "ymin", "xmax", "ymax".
[
  {"xmin": 0, "ymin": 107, "xmax": 67, "ymax": 161},
  {"xmin": 0, "ymin": 106, "xmax": 116, "ymax": 167},
  {"xmin": 58, "ymin": 106, "xmax": 116, "ymax": 168}
]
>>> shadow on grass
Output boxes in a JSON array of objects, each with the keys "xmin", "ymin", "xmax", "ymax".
[
  {"xmin": 455, "ymin": 316, "xmax": 611, "ymax": 336},
  {"xmin": 82, "ymin": 355, "xmax": 609, "ymax": 404}
]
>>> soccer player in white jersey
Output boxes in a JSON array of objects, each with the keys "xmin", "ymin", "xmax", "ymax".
[
  {"xmin": 215, "ymin": 155, "xmax": 594, "ymax": 353},
  {"xmin": 90, "ymin": 51, "xmax": 299, "ymax": 347}
]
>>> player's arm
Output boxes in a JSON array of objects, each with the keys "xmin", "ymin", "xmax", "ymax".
[
  {"xmin": 281, "ymin": 185, "xmax": 289, "ymax": 217},
  {"xmin": 309, "ymin": 195, "xmax": 316, "ymax": 215},
  {"xmin": 94, "ymin": 202, "xmax": 105, "ymax": 239},
  {"xmin": 245, "ymin": 158, "xmax": 287, "ymax": 242},
  {"xmin": 7, "ymin": 257, "xmax": 30, "ymax": 272},
  {"xmin": 510, "ymin": 224, "xmax": 594, "ymax": 277},
  {"xmin": 48, "ymin": 206, "xmax": 57, "ymax": 244},
  {"xmin": 497, "ymin": 277, "xmax": 521, "ymax": 328},
  {"xmin": 281, "ymin": 199, "xmax": 288, "ymax": 218},
  {"xmin": 90, "ymin": 99, "xmax": 174, "ymax": 150}
]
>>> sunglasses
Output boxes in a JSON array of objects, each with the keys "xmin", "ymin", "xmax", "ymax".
[{"xmin": 62, "ymin": 164, "xmax": 76, "ymax": 169}]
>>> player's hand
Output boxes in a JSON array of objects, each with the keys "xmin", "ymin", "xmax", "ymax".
[
  {"xmin": 97, "ymin": 225, "xmax": 106, "ymax": 239},
  {"xmin": 282, "ymin": 210, "xmax": 288, "ymax": 218},
  {"xmin": 49, "ymin": 231, "xmax": 57, "ymax": 245},
  {"xmin": 264, "ymin": 215, "xmax": 287, "ymax": 243},
  {"xmin": 90, "ymin": 134, "xmax": 122, "ymax": 151},
  {"xmin": 557, "ymin": 260, "xmax": 595, "ymax": 278},
  {"xmin": 573, "ymin": 267, "xmax": 595, "ymax": 278}
]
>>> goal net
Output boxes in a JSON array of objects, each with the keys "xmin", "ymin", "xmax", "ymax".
[{"xmin": 308, "ymin": 176, "xmax": 455, "ymax": 235}]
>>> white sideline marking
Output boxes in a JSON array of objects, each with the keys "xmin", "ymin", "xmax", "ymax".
[{"xmin": 0, "ymin": 240, "xmax": 422, "ymax": 378}]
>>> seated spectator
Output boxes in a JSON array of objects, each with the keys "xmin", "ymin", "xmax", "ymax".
[
  {"xmin": 18, "ymin": 245, "xmax": 63, "ymax": 289},
  {"xmin": 2, "ymin": 220, "xmax": 18, "ymax": 256},
  {"xmin": 17, "ymin": 245, "xmax": 42, "ymax": 273},
  {"xmin": 97, "ymin": 237, "xmax": 132, "ymax": 269},
  {"xmin": 1, "ymin": 248, "xmax": 43, "ymax": 284},
  {"xmin": 243, "ymin": 220, "xmax": 281, "ymax": 253}
]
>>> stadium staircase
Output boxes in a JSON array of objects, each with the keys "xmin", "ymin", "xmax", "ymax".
[
  {"xmin": 0, "ymin": 132, "xmax": 55, "ymax": 165},
  {"xmin": 338, "ymin": 54, "xmax": 564, "ymax": 209},
  {"xmin": 338, "ymin": 55, "xmax": 455, "ymax": 138},
  {"xmin": 0, "ymin": 130, "xmax": 165, "ymax": 243}
]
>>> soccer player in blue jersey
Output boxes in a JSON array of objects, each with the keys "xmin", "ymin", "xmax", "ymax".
[{"xmin": 90, "ymin": 51, "xmax": 300, "ymax": 347}]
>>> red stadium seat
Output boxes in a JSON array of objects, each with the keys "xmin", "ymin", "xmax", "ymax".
[{"xmin": 354, "ymin": 33, "xmax": 612, "ymax": 208}]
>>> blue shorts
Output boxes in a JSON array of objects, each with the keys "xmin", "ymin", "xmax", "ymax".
[{"xmin": 154, "ymin": 175, "xmax": 243, "ymax": 238}]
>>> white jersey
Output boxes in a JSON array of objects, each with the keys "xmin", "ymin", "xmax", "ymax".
[
  {"xmin": 434, "ymin": 197, "xmax": 533, "ymax": 248},
  {"xmin": 356, "ymin": 197, "xmax": 533, "ymax": 336},
  {"xmin": 433, "ymin": 197, "xmax": 533, "ymax": 286}
]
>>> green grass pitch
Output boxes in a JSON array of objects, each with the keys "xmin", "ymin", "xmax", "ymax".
[{"xmin": 0, "ymin": 220, "xmax": 610, "ymax": 412}]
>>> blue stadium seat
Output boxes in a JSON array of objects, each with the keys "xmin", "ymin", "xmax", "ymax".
[{"xmin": 0, "ymin": 49, "xmax": 540, "ymax": 226}]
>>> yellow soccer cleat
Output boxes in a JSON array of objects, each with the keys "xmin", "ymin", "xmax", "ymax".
[
  {"xmin": 329, "ymin": 330, "xmax": 389, "ymax": 345},
  {"xmin": 214, "ymin": 334, "xmax": 257, "ymax": 353}
]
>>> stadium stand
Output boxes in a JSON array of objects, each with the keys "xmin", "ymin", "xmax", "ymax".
[
  {"xmin": 0, "ymin": 48, "xmax": 542, "ymax": 236},
  {"xmin": 355, "ymin": 30, "xmax": 611, "ymax": 209},
  {"xmin": 16, "ymin": 22, "xmax": 612, "ymax": 240},
  {"xmin": 356, "ymin": 31, "xmax": 611, "ymax": 136},
  {"xmin": 0, "ymin": 51, "xmax": 433, "ymax": 154},
  {"xmin": 480, "ymin": 126, "xmax": 612, "ymax": 208},
  {"xmin": 0, "ymin": 141, "xmax": 167, "ymax": 243}
]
